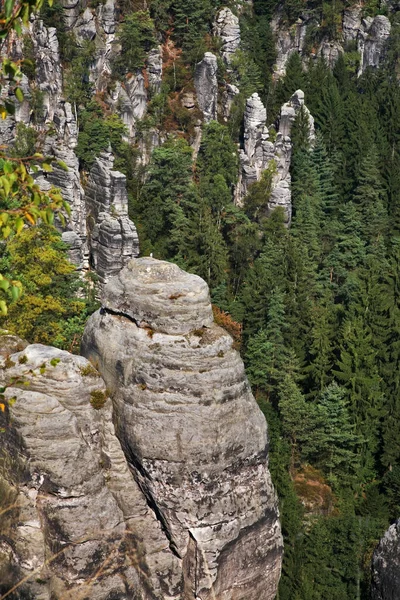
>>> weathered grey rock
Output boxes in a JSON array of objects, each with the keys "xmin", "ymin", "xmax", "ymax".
[
  {"xmin": 82, "ymin": 257, "xmax": 283, "ymax": 599},
  {"xmin": 99, "ymin": 0, "xmax": 116, "ymax": 35},
  {"xmin": 100, "ymin": 257, "xmax": 213, "ymax": 334},
  {"xmin": 74, "ymin": 7, "xmax": 97, "ymax": 45},
  {"xmin": 113, "ymin": 71, "xmax": 148, "ymax": 137},
  {"xmin": 0, "ymin": 341, "xmax": 178, "ymax": 600},
  {"xmin": 236, "ymin": 90, "xmax": 314, "ymax": 224},
  {"xmin": 221, "ymin": 82, "xmax": 240, "ymax": 119},
  {"xmin": 85, "ymin": 150, "xmax": 129, "ymax": 221},
  {"xmin": 31, "ymin": 19, "xmax": 63, "ymax": 121},
  {"xmin": 147, "ymin": 46, "xmax": 163, "ymax": 95},
  {"xmin": 62, "ymin": 230, "xmax": 84, "ymax": 267},
  {"xmin": 85, "ymin": 150, "xmax": 139, "ymax": 283},
  {"xmin": 271, "ymin": 14, "xmax": 308, "ymax": 77},
  {"xmin": 358, "ymin": 14, "xmax": 391, "ymax": 75},
  {"xmin": 194, "ymin": 52, "xmax": 218, "ymax": 123},
  {"xmin": 372, "ymin": 520, "xmax": 400, "ymax": 600},
  {"xmin": 36, "ymin": 102, "xmax": 87, "ymax": 249},
  {"xmin": 213, "ymin": 8, "xmax": 241, "ymax": 63},
  {"xmin": 318, "ymin": 41, "xmax": 344, "ymax": 68},
  {"xmin": 90, "ymin": 213, "xmax": 140, "ymax": 284},
  {"xmin": 343, "ymin": 5, "xmax": 363, "ymax": 44},
  {"xmin": 61, "ymin": 0, "xmax": 81, "ymax": 29}
]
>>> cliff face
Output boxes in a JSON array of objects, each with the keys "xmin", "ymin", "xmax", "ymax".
[
  {"xmin": 0, "ymin": 259, "xmax": 282, "ymax": 599},
  {"xmin": 272, "ymin": 5, "xmax": 392, "ymax": 77},
  {"xmin": 372, "ymin": 520, "xmax": 400, "ymax": 600},
  {"xmin": 81, "ymin": 257, "xmax": 283, "ymax": 599}
]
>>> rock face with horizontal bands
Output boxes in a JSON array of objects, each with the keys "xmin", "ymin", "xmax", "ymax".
[
  {"xmin": 85, "ymin": 150, "xmax": 140, "ymax": 283},
  {"xmin": 82, "ymin": 257, "xmax": 283, "ymax": 599},
  {"xmin": 358, "ymin": 15, "xmax": 391, "ymax": 75},
  {"xmin": 372, "ymin": 520, "xmax": 400, "ymax": 600},
  {"xmin": 213, "ymin": 8, "xmax": 241, "ymax": 63},
  {"xmin": 0, "ymin": 341, "xmax": 180, "ymax": 600}
]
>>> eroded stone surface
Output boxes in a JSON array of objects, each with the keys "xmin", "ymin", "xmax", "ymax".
[
  {"xmin": 195, "ymin": 53, "xmax": 218, "ymax": 123},
  {"xmin": 236, "ymin": 90, "xmax": 314, "ymax": 223},
  {"xmin": 372, "ymin": 520, "xmax": 400, "ymax": 600},
  {"xmin": 85, "ymin": 150, "xmax": 140, "ymax": 284},
  {"xmin": 0, "ymin": 342, "xmax": 178, "ymax": 600},
  {"xmin": 214, "ymin": 8, "xmax": 240, "ymax": 63},
  {"xmin": 82, "ymin": 257, "xmax": 283, "ymax": 599},
  {"xmin": 358, "ymin": 14, "xmax": 391, "ymax": 75}
]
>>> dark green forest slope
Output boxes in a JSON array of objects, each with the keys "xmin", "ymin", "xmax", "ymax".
[{"xmin": 3, "ymin": 0, "xmax": 400, "ymax": 597}]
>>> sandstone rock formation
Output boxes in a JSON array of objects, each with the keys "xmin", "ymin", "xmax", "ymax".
[
  {"xmin": 194, "ymin": 53, "xmax": 218, "ymax": 123},
  {"xmin": 82, "ymin": 257, "xmax": 283, "ymax": 599},
  {"xmin": 358, "ymin": 14, "xmax": 391, "ymax": 75},
  {"xmin": 271, "ymin": 6, "xmax": 392, "ymax": 77},
  {"xmin": 0, "ymin": 340, "xmax": 179, "ymax": 600},
  {"xmin": 214, "ymin": 8, "xmax": 241, "ymax": 64},
  {"xmin": 85, "ymin": 150, "xmax": 139, "ymax": 283},
  {"xmin": 372, "ymin": 520, "xmax": 400, "ymax": 600},
  {"xmin": 236, "ymin": 90, "xmax": 314, "ymax": 223}
]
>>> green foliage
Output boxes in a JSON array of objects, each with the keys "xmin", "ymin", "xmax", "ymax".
[
  {"xmin": 11, "ymin": 122, "xmax": 38, "ymax": 158},
  {"xmin": 40, "ymin": 0, "xmax": 70, "ymax": 61},
  {"xmin": 90, "ymin": 389, "xmax": 108, "ymax": 409},
  {"xmin": 112, "ymin": 11, "xmax": 156, "ymax": 77},
  {"xmin": 64, "ymin": 38, "xmax": 95, "ymax": 106},
  {"xmin": 197, "ymin": 121, "xmax": 238, "ymax": 189},
  {"xmin": 75, "ymin": 100, "xmax": 130, "ymax": 171},
  {"xmin": 0, "ymin": 225, "xmax": 94, "ymax": 349}
]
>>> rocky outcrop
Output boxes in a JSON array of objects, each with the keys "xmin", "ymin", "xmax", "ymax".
[
  {"xmin": 342, "ymin": 5, "xmax": 363, "ymax": 44},
  {"xmin": 31, "ymin": 19, "xmax": 63, "ymax": 122},
  {"xmin": 271, "ymin": 7, "xmax": 393, "ymax": 77},
  {"xmin": 236, "ymin": 90, "xmax": 314, "ymax": 223},
  {"xmin": 271, "ymin": 14, "xmax": 308, "ymax": 78},
  {"xmin": 82, "ymin": 257, "xmax": 283, "ymax": 599},
  {"xmin": 85, "ymin": 150, "xmax": 139, "ymax": 283},
  {"xmin": 358, "ymin": 15, "xmax": 391, "ymax": 75},
  {"xmin": 0, "ymin": 340, "xmax": 179, "ymax": 600},
  {"xmin": 147, "ymin": 46, "xmax": 163, "ymax": 95},
  {"xmin": 372, "ymin": 520, "xmax": 400, "ymax": 600},
  {"xmin": 194, "ymin": 52, "xmax": 218, "ymax": 123},
  {"xmin": 0, "ymin": 261, "xmax": 283, "ymax": 599},
  {"xmin": 214, "ymin": 8, "xmax": 241, "ymax": 63}
]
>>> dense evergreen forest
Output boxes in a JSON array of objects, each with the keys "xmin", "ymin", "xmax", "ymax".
[{"xmin": 2, "ymin": 0, "xmax": 400, "ymax": 597}]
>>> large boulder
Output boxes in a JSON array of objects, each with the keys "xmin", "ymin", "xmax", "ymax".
[
  {"xmin": 82, "ymin": 257, "xmax": 283, "ymax": 599},
  {"xmin": 0, "ymin": 340, "xmax": 178, "ymax": 599}
]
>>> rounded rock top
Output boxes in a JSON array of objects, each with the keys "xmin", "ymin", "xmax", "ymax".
[{"xmin": 102, "ymin": 257, "xmax": 214, "ymax": 334}]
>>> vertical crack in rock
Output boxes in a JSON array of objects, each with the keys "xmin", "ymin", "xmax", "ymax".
[{"xmin": 82, "ymin": 257, "xmax": 283, "ymax": 599}]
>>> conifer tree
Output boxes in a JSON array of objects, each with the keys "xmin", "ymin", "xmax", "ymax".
[{"xmin": 352, "ymin": 145, "xmax": 388, "ymax": 245}]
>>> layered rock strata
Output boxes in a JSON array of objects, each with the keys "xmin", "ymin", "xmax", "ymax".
[
  {"xmin": 82, "ymin": 257, "xmax": 283, "ymax": 599},
  {"xmin": 0, "ymin": 340, "xmax": 180, "ymax": 600},
  {"xmin": 236, "ymin": 90, "xmax": 314, "ymax": 223},
  {"xmin": 85, "ymin": 150, "xmax": 139, "ymax": 283},
  {"xmin": 213, "ymin": 8, "xmax": 241, "ymax": 63},
  {"xmin": 357, "ymin": 15, "xmax": 391, "ymax": 75},
  {"xmin": 372, "ymin": 520, "xmax": 400, "ymax": 600}
]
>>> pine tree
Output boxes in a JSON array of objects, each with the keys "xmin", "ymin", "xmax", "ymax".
[
  {"xmin": 333, "ymin": 315, "xmax": 385, "ymax": 478},
  {"xmin": 303, "ymin": 383, "xmax": 361, "ymax": 486},
  {"xmin": 352, "ymin": 145, "xmax": 388, "ymax": 245}
]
